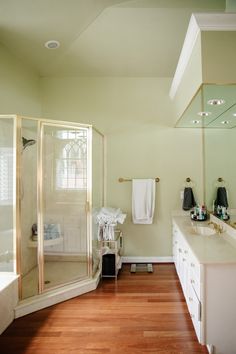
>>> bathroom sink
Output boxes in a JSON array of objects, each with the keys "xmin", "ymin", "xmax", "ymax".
[{"xmin": 189, "ymin": 225, "xmax": 216, "ymax": 236}]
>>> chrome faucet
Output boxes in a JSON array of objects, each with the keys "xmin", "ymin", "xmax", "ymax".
[{"xmin": 208, "ymin": 221, "xmax": 224, "ymax": 234}]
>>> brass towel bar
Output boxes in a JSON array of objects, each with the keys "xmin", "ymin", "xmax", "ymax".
[{"xmin": 118, "ymin": 177, "xmax": 160, "ymax": 183}]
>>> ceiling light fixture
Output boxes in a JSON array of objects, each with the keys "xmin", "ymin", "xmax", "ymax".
[
  {"xmin": 197, "ymin": 111, "xmax": 211, "ymax": 117},
  {"xmin": 192, "ymin": 120, "xmax": 200, "ymax": 124},
  {"xmin": 221, "ymin": 120, "xmax": 229, "ymax": 125},
  {"xmin": 207, "ymin": 99, "xmax": 225, "ymax": 106},
  {"xmin": 44, "ymin": 40, "xmax": 60, "ymax": 49},
  {"xmin": 233, "ymin": 113, "xmax": 236, "ymax": 117}
]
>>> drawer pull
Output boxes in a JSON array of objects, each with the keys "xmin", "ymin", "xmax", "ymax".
[
  {"xmin": 191, "ymin": 279, "xmax": 195, "ymax": 284},
  {"xmin": 182, "ymin": 258, "xmax": 186, "ymax": 262},
  {"xmin": 190, "ymin": 263, "xmax": 195, "ymax": 267}
]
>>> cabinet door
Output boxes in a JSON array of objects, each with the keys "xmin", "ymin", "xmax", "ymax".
[
  {"xmin": 188, "ymin": 282, "xmax": 201, "ymax": 341},
  {"xmin": 178, "ymin": 240, "xmax": 189, "ymax": 297},
  {"xmin": 172, "ymin": 231, "xmax": 178, "ymax": 266}
]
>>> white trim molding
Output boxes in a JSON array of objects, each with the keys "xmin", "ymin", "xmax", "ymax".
[
  {"xmin": 121, "ymin": 256, "xmax": 173, "ymax": 263},
  {"xmin": 15, "ymin": 274, "xmax": 100, "ymax": 318},
  {"xmin": 169, "ymin": 13, "xmax": 236, "ymax": 99}
]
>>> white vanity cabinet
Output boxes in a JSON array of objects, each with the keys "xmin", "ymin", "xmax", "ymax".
[
  {"xmin": 172, "ymin": 217, "xmax": 236, "ymax": 354},
  {"xmin": 172, "ymin": 224, "xmax": 201, "ymax": 342}
]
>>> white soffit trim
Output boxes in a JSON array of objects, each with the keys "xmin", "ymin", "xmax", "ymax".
[{"xmin": 169, "ymin": 13, "xmax": 236, "ymax": 100}]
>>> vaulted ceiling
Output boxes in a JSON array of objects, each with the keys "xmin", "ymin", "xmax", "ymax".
[{"xmin": 0, "ymin": 0, "xmax": 225, "ymax": 77}]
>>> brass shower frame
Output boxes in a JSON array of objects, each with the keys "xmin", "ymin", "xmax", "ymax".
[{"xmin": 0, "ymin": 114, "xmax": 104, "ymax": 299}]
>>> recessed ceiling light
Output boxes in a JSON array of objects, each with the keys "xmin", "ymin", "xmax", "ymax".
[
  {"xmin": 207, "ymin": 99, "xmax": 225, "ymax": 106},
  {"xmin": 44, "ymin": 40, "xmax": 60, "ymax": 49},
  {"xmin": 197, "ymin": 111, "xmax": 211, "ymax": 117},
  {"xmin": 221, "ymin": 120, "xmax": 229, "ymax": 125},
  {"xmin": 192, "ymin": 120, "xmax": 200, "ymax": 124},
  {"xmin": 233, "ymin": 113, "xmax": 236, "ymax": 117}
]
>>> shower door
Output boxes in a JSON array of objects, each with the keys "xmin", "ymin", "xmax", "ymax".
[{"xmin": 39, "ymin": 122, "xmax": 92, "ymax": 292}]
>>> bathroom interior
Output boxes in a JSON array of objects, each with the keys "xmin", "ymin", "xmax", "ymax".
[{"xmin": 0, "ymin": 1, "xmax": 236, "ymax": 353}]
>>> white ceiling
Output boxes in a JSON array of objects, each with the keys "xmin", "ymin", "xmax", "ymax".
[{"xmin": 0, "ymin": 0, "xmax": 225, "ymax": 77}]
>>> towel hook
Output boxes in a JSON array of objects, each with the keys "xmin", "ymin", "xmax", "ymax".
[{"xmin": 184, "ymin": 177, "xmax": 194, "ymax": 188}]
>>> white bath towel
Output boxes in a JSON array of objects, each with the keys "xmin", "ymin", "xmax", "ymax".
[{"xmin": 132, "ymin": 179, "xmax": 155, "ymax": 224}]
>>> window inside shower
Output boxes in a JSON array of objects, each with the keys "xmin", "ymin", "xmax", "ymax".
[{"xmin": 55, "ymin": 129, "xmax": 87, "ymax": 191}]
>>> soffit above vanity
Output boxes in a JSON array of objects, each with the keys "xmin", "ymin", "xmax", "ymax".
[
  {"xmin": 170, "ymin": 13, "xmax": 236, "ymax": 127},
  {"xmin": 176, "ymin": 84, "xmax": 236, "ymax": 128}
]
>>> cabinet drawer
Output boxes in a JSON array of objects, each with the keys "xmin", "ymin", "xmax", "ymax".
[
  {"xmin": 189, "ymin": 253, "xmax": 200, "ymax": 280},
  {"xmin": 189, "ymin": 254, "xmax": 201, "ymax": 300}
]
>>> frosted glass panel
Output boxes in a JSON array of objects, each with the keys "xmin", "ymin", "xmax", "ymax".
[
  {"xmin": 92, "ymin": 130, "xmax": 104, "ymax": 241},
  {"xmin": 20, "ymin": 118, "xmax": 38, "ymax": 299},
  {"xmin": 0, "ymin": 118, "xmax": 14, "ymax": 272},
  {"xmin": 42, "ymin": 124, "xmax": 89, "ymax": 290}
]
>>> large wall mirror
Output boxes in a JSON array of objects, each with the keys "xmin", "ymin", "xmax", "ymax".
[{"xmin": 176, "ymin": 83, "xmax": 236, "ymax": 221}]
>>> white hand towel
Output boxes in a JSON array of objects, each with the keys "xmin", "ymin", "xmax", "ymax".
[{"xmin": 132, "ymin": 179, "xmax": 156, "ymax": 224}]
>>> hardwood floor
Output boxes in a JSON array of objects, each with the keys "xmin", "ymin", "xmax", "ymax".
[{"xmin": 0, "ymin": 264, "xmax": 208, "ymax": 354}]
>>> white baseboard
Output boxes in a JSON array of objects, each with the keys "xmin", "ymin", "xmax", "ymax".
[{"xmin": 121, "ymin": 256, "xmax": 173, "ymax": 263}]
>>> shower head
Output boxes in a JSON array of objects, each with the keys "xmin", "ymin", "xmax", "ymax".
[{"xmin": 22, "ymin": 137, "xmax": 36, "ymax": 150}]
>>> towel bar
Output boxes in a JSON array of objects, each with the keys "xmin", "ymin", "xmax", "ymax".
[{"xmin": 119, "ymin": 177, "xmax": 160, "ymax": 183}]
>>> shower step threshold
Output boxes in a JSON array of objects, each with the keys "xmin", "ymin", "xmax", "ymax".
[{"xmin": 15, "ymin": 274, "xmax": 100, "ymax": 318}]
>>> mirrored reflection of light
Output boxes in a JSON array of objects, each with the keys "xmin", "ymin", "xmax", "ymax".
[
  {"xmin": 207, "ymin": 99, "xmax": 225, "ymax": 106},
  {"xmin": 198, "ymin": 111, "xmax": 211, "ymax": 117}
]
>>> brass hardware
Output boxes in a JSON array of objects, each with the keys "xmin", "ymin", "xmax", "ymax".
[
  {"xmin": 218, "ymin": 177, "xmax": 224, "ymax": 182},
  {"xmin": 119, "ymin": 177, "xmax": 160, "ymax": 183},
  {"xmin": 85, "ymin": 201, "xmax": 90, "ymax": 213},
  {"xmin": 186, "ymin": 177, "xmax": 191, "ymax": 182},
  {"xmin": 208, "ymin": 221, "xmax": 224, "ymax": 234}
]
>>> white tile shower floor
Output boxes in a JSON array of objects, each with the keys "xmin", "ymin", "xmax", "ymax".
[{"xmin": 22, "ymin": 261, "xmax": 88, "ymax": 299}]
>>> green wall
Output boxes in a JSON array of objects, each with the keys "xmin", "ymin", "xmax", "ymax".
[
  {"xmin": 0, "ymin": 43, "xmax": 41, "ymax": 116},
  {"xmin": 41, "ymin": 76, "xmax": 203, "ymax": 257}
]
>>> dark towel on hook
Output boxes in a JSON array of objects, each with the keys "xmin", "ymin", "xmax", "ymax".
[
  {"xmin": 182, "ymin": 187, "xmax": 196, "ymax": 211},
  {"xmin": 214, "ymin": 187, "xmax": 228, "ymax": 208}
]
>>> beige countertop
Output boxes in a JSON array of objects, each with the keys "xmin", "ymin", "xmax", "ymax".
[{"xmin": 172, "ymin": 216, "xmax": 236, "ymax": 265}]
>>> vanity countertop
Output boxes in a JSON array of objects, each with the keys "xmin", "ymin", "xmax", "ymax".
[{"xmin": 173, "ymin": 216, "xmax": 236, "ymax": 265}]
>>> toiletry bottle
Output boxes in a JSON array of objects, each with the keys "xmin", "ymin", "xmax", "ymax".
[
  {"xmin": 198, "ymin": 205, "xmax": 202, "ymax": 220},
  {"xmin": 202, "ymin": 205, "xmax": 207, "ymax": 220}
]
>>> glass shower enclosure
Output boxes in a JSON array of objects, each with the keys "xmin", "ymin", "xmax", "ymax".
[{"xmin": 0, "ymin": 115, "xmax": 95, "ymax": 300}]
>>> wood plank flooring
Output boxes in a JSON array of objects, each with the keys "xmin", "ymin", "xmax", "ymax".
[{"xmin": 0, "ymin": 264, "xmax": 208, "ymax": 354}]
